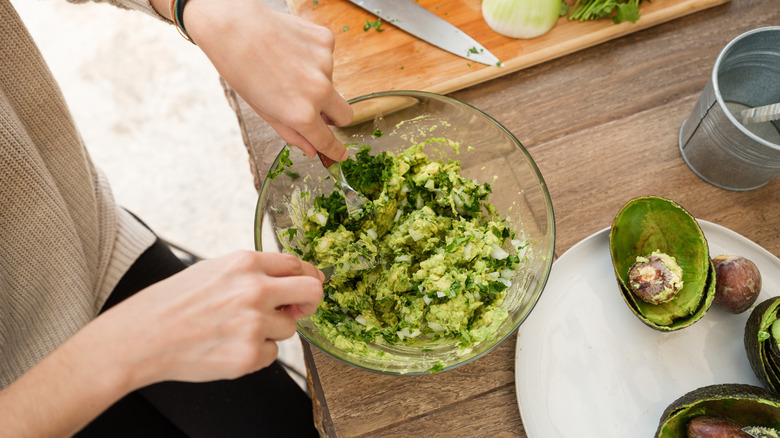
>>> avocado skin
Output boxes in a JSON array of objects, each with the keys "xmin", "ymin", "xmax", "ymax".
[
  {"xmin": 655, "ymin": 383, "xmax": 780, "ymax": 437},
  {"xmin": 745, "ymin": 297, "xmax": 780, "ymax": 392},
  {"xmin": 609, "ymin": 196, "xmax": 713, "ymax": 331}
]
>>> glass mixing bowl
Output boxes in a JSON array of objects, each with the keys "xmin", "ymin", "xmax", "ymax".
[{"xmin": 255, "ymin": 91, "xmax": 555, "ymax": 375}]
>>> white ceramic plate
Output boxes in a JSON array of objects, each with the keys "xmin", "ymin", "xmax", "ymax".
[{"xmin": 515, "ymin": 220, "xmax": 780, "ymax": 437}]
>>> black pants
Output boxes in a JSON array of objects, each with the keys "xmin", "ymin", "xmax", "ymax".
[{"xmin": 76, "ymin": 239, "xmax": 318, "ymax": 438}]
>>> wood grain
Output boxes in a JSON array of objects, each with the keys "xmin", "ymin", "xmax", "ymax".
[
  {"xmin": 286, "ymin": 0, "xmax": 730, "ymax": 99},
  {"xmin": 224, "ymin": 0, "xmax": 780, "ymax": 436}
]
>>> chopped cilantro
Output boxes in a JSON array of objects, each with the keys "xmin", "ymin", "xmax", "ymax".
[
  {"xmin": 363, "ymin": 19, "xmax": 385, "ymax": 32},
  {"xmin": 428, "ymin": 362, "xmax": 445, "ymax": 373},
  {"xmin": 567, "ymin": 0, "xmax": 644, "ymax": 23},
  {"xmin": 267, "ymin": 147, "xmax": 294, "ymax": 181},
  {"xmin": 614, "ymin": 0, "xmax": 641, "ymax": 23}
]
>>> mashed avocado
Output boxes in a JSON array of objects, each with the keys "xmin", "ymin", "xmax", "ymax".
[{"xmin": 286, "ymin": 140, "xmax": 528, "ymax": 353}]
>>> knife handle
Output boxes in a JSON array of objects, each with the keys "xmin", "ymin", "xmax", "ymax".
[{"xmin": 318, "ymin": 152, "xmax": 336, "ymax": 168}]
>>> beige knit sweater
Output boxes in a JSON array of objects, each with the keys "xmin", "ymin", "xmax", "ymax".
[{"xmin": 0, "ymin": 0, "xmax": 168, "ymax": 388}]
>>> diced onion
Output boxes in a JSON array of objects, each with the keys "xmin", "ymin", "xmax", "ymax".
[
  {"xmin": 355, "ymin": 315, "xmax": 367, "ymax": 325},
  {"xmin": 436, "ymin": 291, "xmax": 447, "ymax": 298},
  {"xmin": 427, "ymin": 321, "xmax": 445, "ymax": 332},
  {"xmin": 409, "ymin": 229, "xmax": 425, "ymax": 242},
  {"xmin": 313, "ymin": 213, "xmax": 328, "ymax": 227},
  {"xmin": 397, "ymin": 327, "xmax": 421, "ymax": 340},
  {"xmin": 393, "ymin": 209, "xmax": 403, "ymax": 222},
  {"xmin": 367, "ymin": 229, "xmax": 378, "ymax": 240},
  {"xmin": 463, "ymin": 242, "xmax": 472, "ymax": 259},
  {"xmin": 423, "ymin": 295, "xmax": 433, "ymax": 305},
  {"xmin": 395, "ymin": 255, "xmax": 411, "ymax": 263},
  {"xmin": 490, "ymin": 244, "xmax": 509, "ymax": 260}
]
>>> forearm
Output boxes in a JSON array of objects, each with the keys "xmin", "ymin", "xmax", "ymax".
[
  {"xmin": 0, "ymin": 316, "xmax": 142, "ymax": 437},
  {"xmin": 147, "ymin": 0, "xmax": 353, "ymax": 160}
]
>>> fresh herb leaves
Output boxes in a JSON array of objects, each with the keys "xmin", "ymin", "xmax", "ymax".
[
  {"xmin": 567, "ymin": 0, "xmax": 644, "ymax": 24},
  {"xmin": 363, "ymin": 19, "xmax": 385, "ymax": 32}
]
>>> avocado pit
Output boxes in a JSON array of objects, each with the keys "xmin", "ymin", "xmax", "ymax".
[
  {"xmin": 687, "ymin": 416, "xmax": 749, "ymax": 438},
  {"xmin": 713, "ymin": 255, "xmax": 762, "ymax": 314},
  {"xmin": 628, "ymin": 251, "xmax": 684, "ymax": 305}
]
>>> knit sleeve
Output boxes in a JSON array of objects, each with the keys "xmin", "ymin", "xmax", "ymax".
[{"xmin": 66, "ymin": 0, "xmax": 169, "ymax": 22}]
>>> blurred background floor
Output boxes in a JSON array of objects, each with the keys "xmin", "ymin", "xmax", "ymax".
[{"xmin": 11, "ymin": 0, "xmax": 306, "ymax": 389}]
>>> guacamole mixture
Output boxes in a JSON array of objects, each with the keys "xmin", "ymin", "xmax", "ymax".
[{"xmin": 281, "ymin": 140, "xmax": 530, "ymax": 354}]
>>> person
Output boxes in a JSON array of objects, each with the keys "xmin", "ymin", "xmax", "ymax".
[{"xmin": 0, "ymin": 0, "xmax": 354, "ymax": 436}]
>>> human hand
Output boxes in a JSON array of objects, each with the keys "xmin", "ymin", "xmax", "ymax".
[
  {"xmin": 99, "ymin": 251, "xmax": 323, "ymax": 386},
  {"xmin": 183, "ymin": 0, "xmax": 353, "ymax": 161}
]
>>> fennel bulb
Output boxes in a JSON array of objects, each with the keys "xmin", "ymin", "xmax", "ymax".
[{"xmin": 482, "ymin": 0, "xmax": 562, "ymax": 39}]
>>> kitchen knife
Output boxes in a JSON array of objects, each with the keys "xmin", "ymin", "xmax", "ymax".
[{"xmin": 347, "ymin": 0, "xmax": 500, "ymax": 66}]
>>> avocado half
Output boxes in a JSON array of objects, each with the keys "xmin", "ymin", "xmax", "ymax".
[
  {"xmin": 745, "ymin": 296, "xmax": 780, "ymax": 392},
  {"xmin": 609, "ymin": 196, "xmax": 715, "ymax": 331},
  {"xmin": 655, "ymin": 383, "xmax": 780, "ymax": 437}
]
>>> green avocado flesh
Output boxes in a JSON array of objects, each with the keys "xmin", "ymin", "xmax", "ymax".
[
  {"xmin": 746, "ymin": 297, "xmax": 780, "ymax": 392},
  {"xmin": 279, "ymin": 141, "xmax": 528, "ymax": 355},
  {"xmin": 656, "ymin": 384, "xmax": 780, "ymax": 437},
  {"xmin": 609, "ymin": 196, "xmax": 712, "ymax": 329}
]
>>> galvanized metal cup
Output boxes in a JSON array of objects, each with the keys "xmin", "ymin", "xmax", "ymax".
[{"xmin": 679, "ymin": 26, "xmax": 780, "ymax": 191}]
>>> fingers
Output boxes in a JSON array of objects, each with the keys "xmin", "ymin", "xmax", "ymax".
[
  {"xmin": 322, "ymin": 89, "xmax": 353, "ymax": 127},
  {"xmin": 255, "ymin": 309, "xmax": 299, "ymax": 342},
  {"xmin": 251, "ymin": 252, "xmax": 322, "ymax": 280},
  {"xmin": 261, "ymin": 275, "xmax": 324, "ymax": 318},
  {"xmin": 228, "ymin": 252, "xmax": 324, "ymax": 319},
  {"xmin": 252, "ymin": 101, "xmax": 350, "ymax": 162}
]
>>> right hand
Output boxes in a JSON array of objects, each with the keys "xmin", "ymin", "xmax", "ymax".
[
  {"xmin": 182, "ymin": 0, "xmax": 354, "ymax": 162},
  {"xmin": 98, "ymin": 251, "xmax": 324, "ymax": 386}
]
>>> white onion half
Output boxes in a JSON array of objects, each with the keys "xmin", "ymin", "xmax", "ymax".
[{"xmin": 482, "ymin": 0, "xmax": 561, "ymax": 39}]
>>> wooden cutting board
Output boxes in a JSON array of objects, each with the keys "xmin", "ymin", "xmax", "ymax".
[{"xmin": 287, "ymin": 0, "xmax": 730, "ymax": 99}]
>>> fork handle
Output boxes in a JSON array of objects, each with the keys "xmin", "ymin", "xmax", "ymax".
[{"xmin": 318, "ymin": 152, "xmax": 336, "ymax": 168}]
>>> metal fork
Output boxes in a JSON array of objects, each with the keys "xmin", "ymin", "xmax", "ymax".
[
  {"xmin": 318, "ymin": 152, "xmax": 367, "ymax": 215},
  {"xmin": 315, "ymin": 152, "xmax": 376, "ymax": 279}
]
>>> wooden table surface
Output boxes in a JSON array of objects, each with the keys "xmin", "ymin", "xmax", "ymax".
[{"xmin": 223, "ymin": 0, "xmax": 780, "ymax": 436}]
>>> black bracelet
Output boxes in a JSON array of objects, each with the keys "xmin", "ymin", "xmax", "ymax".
[{"xmin": 170, "ymin": 0, "xmax": 194, "ymax": 44}]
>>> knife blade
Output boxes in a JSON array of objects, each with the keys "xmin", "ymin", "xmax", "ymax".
[{"xmin": 347, "ymin": 0, "xmax": 500, "ymax": 66}]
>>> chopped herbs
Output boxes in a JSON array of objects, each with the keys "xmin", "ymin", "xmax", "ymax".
[
  {"xmin": 267, "ymin": 147, "xmax": 294, "ymax": 181},
  {"xmin": 567, "ymin": 0, "xmax": 644, "ymax": 24},
  {"xmin": 363, "ymin": 19, "xmax": 385, "ymax": 32}
]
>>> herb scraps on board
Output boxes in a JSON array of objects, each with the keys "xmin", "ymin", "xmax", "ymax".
[
  {"xmin": 565, "ymin": 0, "xmax": 645, "ymax": 24},
  {"xmin": 363, "ymin": 19, "xmax": 385, "ymax": 32}
]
